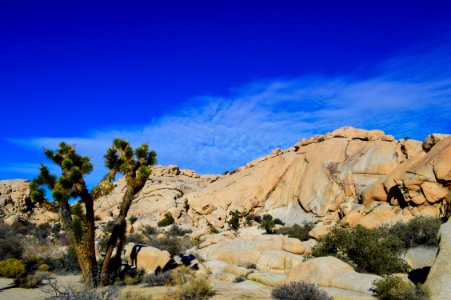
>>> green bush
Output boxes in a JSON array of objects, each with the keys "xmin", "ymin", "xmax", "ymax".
[
  {"xmin": 167, "ymin": 225, "xmax": 192, "ymax": 237},
  {"xmin": 272, "ymin": 281, "xmax": 332, "ymax": 300},
  {"xmin": 14, "ymin": 272, "xmax": 47, "ymax": 288},
  {"xmin": 0, "ymin": 224, "xmax": 24, "ymax": 260},
  {"xmin": 227, "ymin": 210, "xmax": 241, "ymax": 231},
  {"xmin": 171, "ymin": 266, "xmax": 212, "ymax": 300},
  {"xmin": 245, "ymin": 214, "xmax": 254, "ymax": 226},
  {"xmin": 274, "ymin": 218, "xmax": 285, "ymax": 226},
  {"xmin": 46, "ymin": 247, "xmax": 80, "ymax": 274},
  {"xmin": 123, "ymin": 268, "xmax": 145, "ymax": 285},
  {"xmin": 148, "ymin": 236, "xmax": 186, "ymax": 256},
  {"xmin": 371, "ymin": 275, "xmax": 428, "ymax": 300},
  {"xmin": 142, "ymin": 271, "xmax": 172, "ymax": 286},
  {"xmin": 388, "ymin": 217, "xmax": 441, "ymax": 249},
  {"xmin": 276, "ymin": 222, "xmax": 315, "ymax": 241},
  {"xmin": 312, "ymin": 225, "xmax": 409, "ymax": 275},
  {"xmin": 253, "ymin": 215, "xmax": 262, "ymax": 223},
  {"xmin": 158, "ymin": 213, "xmax": 175, "ymax": 227},
  {"xmin": 144, "ymin": 225, "xmax": 157, "ymax": 236},
  {"xmin": 128, "ymin": 215, "xmax": 138, "ymax": 225},
  {"xmin": 0, "ymin": 258, "xmax": 26, "ymax": 278},
  {"xmin": 260, "ymin": 214, "xmax": 276, "ymax": 234},
  {"xmin": 125, "ymin": 233, "xmax": 145, "ymax": 244}
]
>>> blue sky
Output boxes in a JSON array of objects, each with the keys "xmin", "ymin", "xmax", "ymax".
[{"xmin": 1, "ymin": 1, "xmax": 451, "ymax": 185}]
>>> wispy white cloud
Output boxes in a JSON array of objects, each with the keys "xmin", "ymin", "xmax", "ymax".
[{"xmin": 10, "ymin": 47, "xmax": 451, "ymax": 184}]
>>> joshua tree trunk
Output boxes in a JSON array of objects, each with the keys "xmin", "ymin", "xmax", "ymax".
[
  {"xmin": 100, "ymin": 185, "xmax": 137, "ymax": 286},
  {"xmin": 58, "ymin": 202, "xmax": 98, "ymax": 288}
]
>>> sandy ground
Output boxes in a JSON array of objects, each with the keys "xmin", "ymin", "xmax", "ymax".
[
  {"xmin": 0, "ymin": 274, "xmax": 273, "ymax": 300},
  {"xmin": 0, "ymin": 275, "xmax": 84, "ymax": 300}
]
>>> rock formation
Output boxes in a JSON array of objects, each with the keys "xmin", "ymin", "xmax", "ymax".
[
  {"xmin": 425, "ymin": 218, "xmax": 451, "ymax": 300},
  {"xmin": 1, "ymin": 127, "xmax": 450, "ymax": 232}
]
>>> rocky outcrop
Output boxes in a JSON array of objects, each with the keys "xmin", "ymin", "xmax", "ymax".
[
  {"xmin": 185, "ymin": 126, "xmax": 446, "ymax": 228},
  {"xmin": 362, "ymin": 136, "xmax": 451, "ymax": 217},
  {"xmin": 197, "ymin": 234, "xmax": 305, "ymax": 272},
  {"xmin": 425, "ymin": 219, "xmax": 451, "ymax": 300},
  {"xmin": 286, "ymin": 256, "xmax": 381, "ymax": 296},
  {"xmin": 181, "ymin": 127, "xmax": 448, "ymax": 230},
  {"xmin": 2, "ymin": 127, "xmax": 450, "ymax": 232},
  {"xmin": 94, "ymin": 165, "xmax": 217, "ymax": 226},
  {"xmin": 0, "ymin": 179, "xmax": 58, "ymax": 225}
]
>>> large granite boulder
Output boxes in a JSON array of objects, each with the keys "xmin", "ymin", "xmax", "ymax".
[
  {"xmin": 425, "ymin": 219, "xmax": 451, "ymax": 300},
  {"xmin": 286, "ymin": 256, "xmax": 381, "ymax": 296}
]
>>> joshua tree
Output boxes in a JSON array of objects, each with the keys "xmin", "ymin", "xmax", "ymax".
[{"xmin": 30, "ymin": 139, "xmax": 156, "ymax": 287}]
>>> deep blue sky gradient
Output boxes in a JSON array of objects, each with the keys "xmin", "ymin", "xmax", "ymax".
[{"xmin": 1, "ymin": 1, "xmax": 451, "ymax": 183}]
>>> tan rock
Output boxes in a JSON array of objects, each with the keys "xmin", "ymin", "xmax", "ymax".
[
  {"xmin": 256, "ymin": 250, "xmax": 304, "ymax": 273},
  {"xmin": 425, "ymin": 219, "xmax": 451, "ymax": 300},
  {"xmin": 302, "ymin": 239, "xmax": 318, "ymax": 255},
  {"xmin": 309, "ymin": 222, "xmax": 333, "ymax": 239},
  {"xmin": 342, "ymin": 211, "xmax": 364, "ymax": 226},
  {"xmin": 403, "ymin": 246, "xmax": 438, "ymax": 269},
  {"xmin": 286, "ymin": 256, "xmax": 381, "ymax": 295},
  {"xmin": 130, "ymin": 245, "xmax": 171, "ymax": 273},
  {"xmin": 358, "ymin": 203, "xmax": 397, "ymax": 229},
  {"xmin": 197, "ymin": 235, "xmax": 304, "ymax": 267},
  {"xmin": 224, "ymin": 264, "xmax": 254, "ymax": 277},
  {"xmin": 248, "ymin": 272, "xmax": 286, "ymax": 287},
  {"xmin": 282, "ymin": 238, "xmax": 305, "ymax": 254},
  {"xmin": 421, "ymin": 182, "xmax": 448, "ymax": 203}
]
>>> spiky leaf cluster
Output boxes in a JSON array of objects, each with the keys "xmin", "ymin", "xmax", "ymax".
[
  {"xmin": 30, "ymin": 142, "xmax": 93, "ymax": 206},
  {"xmin": 93, "ymin": 139, "xmax": 157, "ymax": 199}
]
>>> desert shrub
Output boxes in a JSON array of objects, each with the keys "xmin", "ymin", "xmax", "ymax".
[
  {"xmin": 253, "ymin": 216, "xmax": 262, "ymax": 224},
  {"xmin": 169, "ymin": 265, "xmax": 195, "ymax": 286},
  {"xmin": 144, "ymin": 225, "xmax": 157, "ymax": 236},
  {"xmin": 227, "ymin": 210, "xmax": 241, "ymax": 231},
  {"xmin": 148, "ymin": 236, "xmax": 184, "ymax": 256},
  {"xmin": 371, "ymin": 275, "xmax": 429, "ymax": 300},
  {"xmin": 50, "ymin": 223, "xmax": 62, "ymax": 235},
  {"xmin": 105, "ymin": 220, "xmax": 116, "ymax": 233},
  {"xmin": 272, "ymin": 281, "xmax": 332, "ymax": 300},
  {"xmin": 276, "ymin": 222, "xmax": 315, "ymax": 241},
  {"xmin": 388, "ymin": 217, "xmax": 441, "ymax": 248},
  {"xmin": 158, "ymin": 213, "xmax": 175, "ymax": 227},
  {"xmin": 14, "ymin": 272, "xmax": 47, "ymax": 288},
  {"xmin": 33, "ymin": 223, "xmax": 52, "ymax": 240},
  {"xmin": 170, "ymin": 266, "xmax": 211, "ymax": 300},
  {"xmin": 0, "ymin": 258, "xmax": 26, "ymax": 278},
  {"xmin": 123, "ymin": 268, "xmax": 145, "ymax": 285},
  {"xmin": 260, "ymin": 214, "xmax": 276, "ymax": 234},
  {"xmin": 167, "ymin": 225, "xmax": 192, "ymax": 237},
  {"xmin": 210, "ymin": 227, "xmax": 219, "ymax": 234},
  {"xmin": 253, "ymin": 215, "xmax": 262, "ymax": 223},
  {"xmin": 175, "ymin": 274, "xmax": 211, "ymax": 300},
  {"xmin": 46, "ymin": 247, "xmax": 80, "ymax": 274},
  {"xmin": 38, "ymin": 263, "xmax": 50, "ymax": 272},
  {"xmin": 142, "ymin": 271, "xmax": 172, "ymax": 286},
  {"xmin": 244, "ymin": 263, "xmax": 256, "ymax": 269},
  {"xmin": 126, "ymin": 233, "xmax": 145, "ymax": 244},
  {"xmin": 245, "ymin": 214, "xmax": 254, "ymax": 226},
  {"xmin": 274, "ymin": 218, "xmax": 285, "ymax": 226},
  {"xmin": 128, "ymin": 215, "xmax": 138, "ymax": 224},
  {"xmin": 312, "ymin": 225, "xmax": 409, "ymax": 275},
  {"xmin": 234, "ymin": 275, "xmax": 246, "ymax": 283},
  {"xmin": 0, "ymin": 224, "xmax": 24, "ymax": 260}
]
